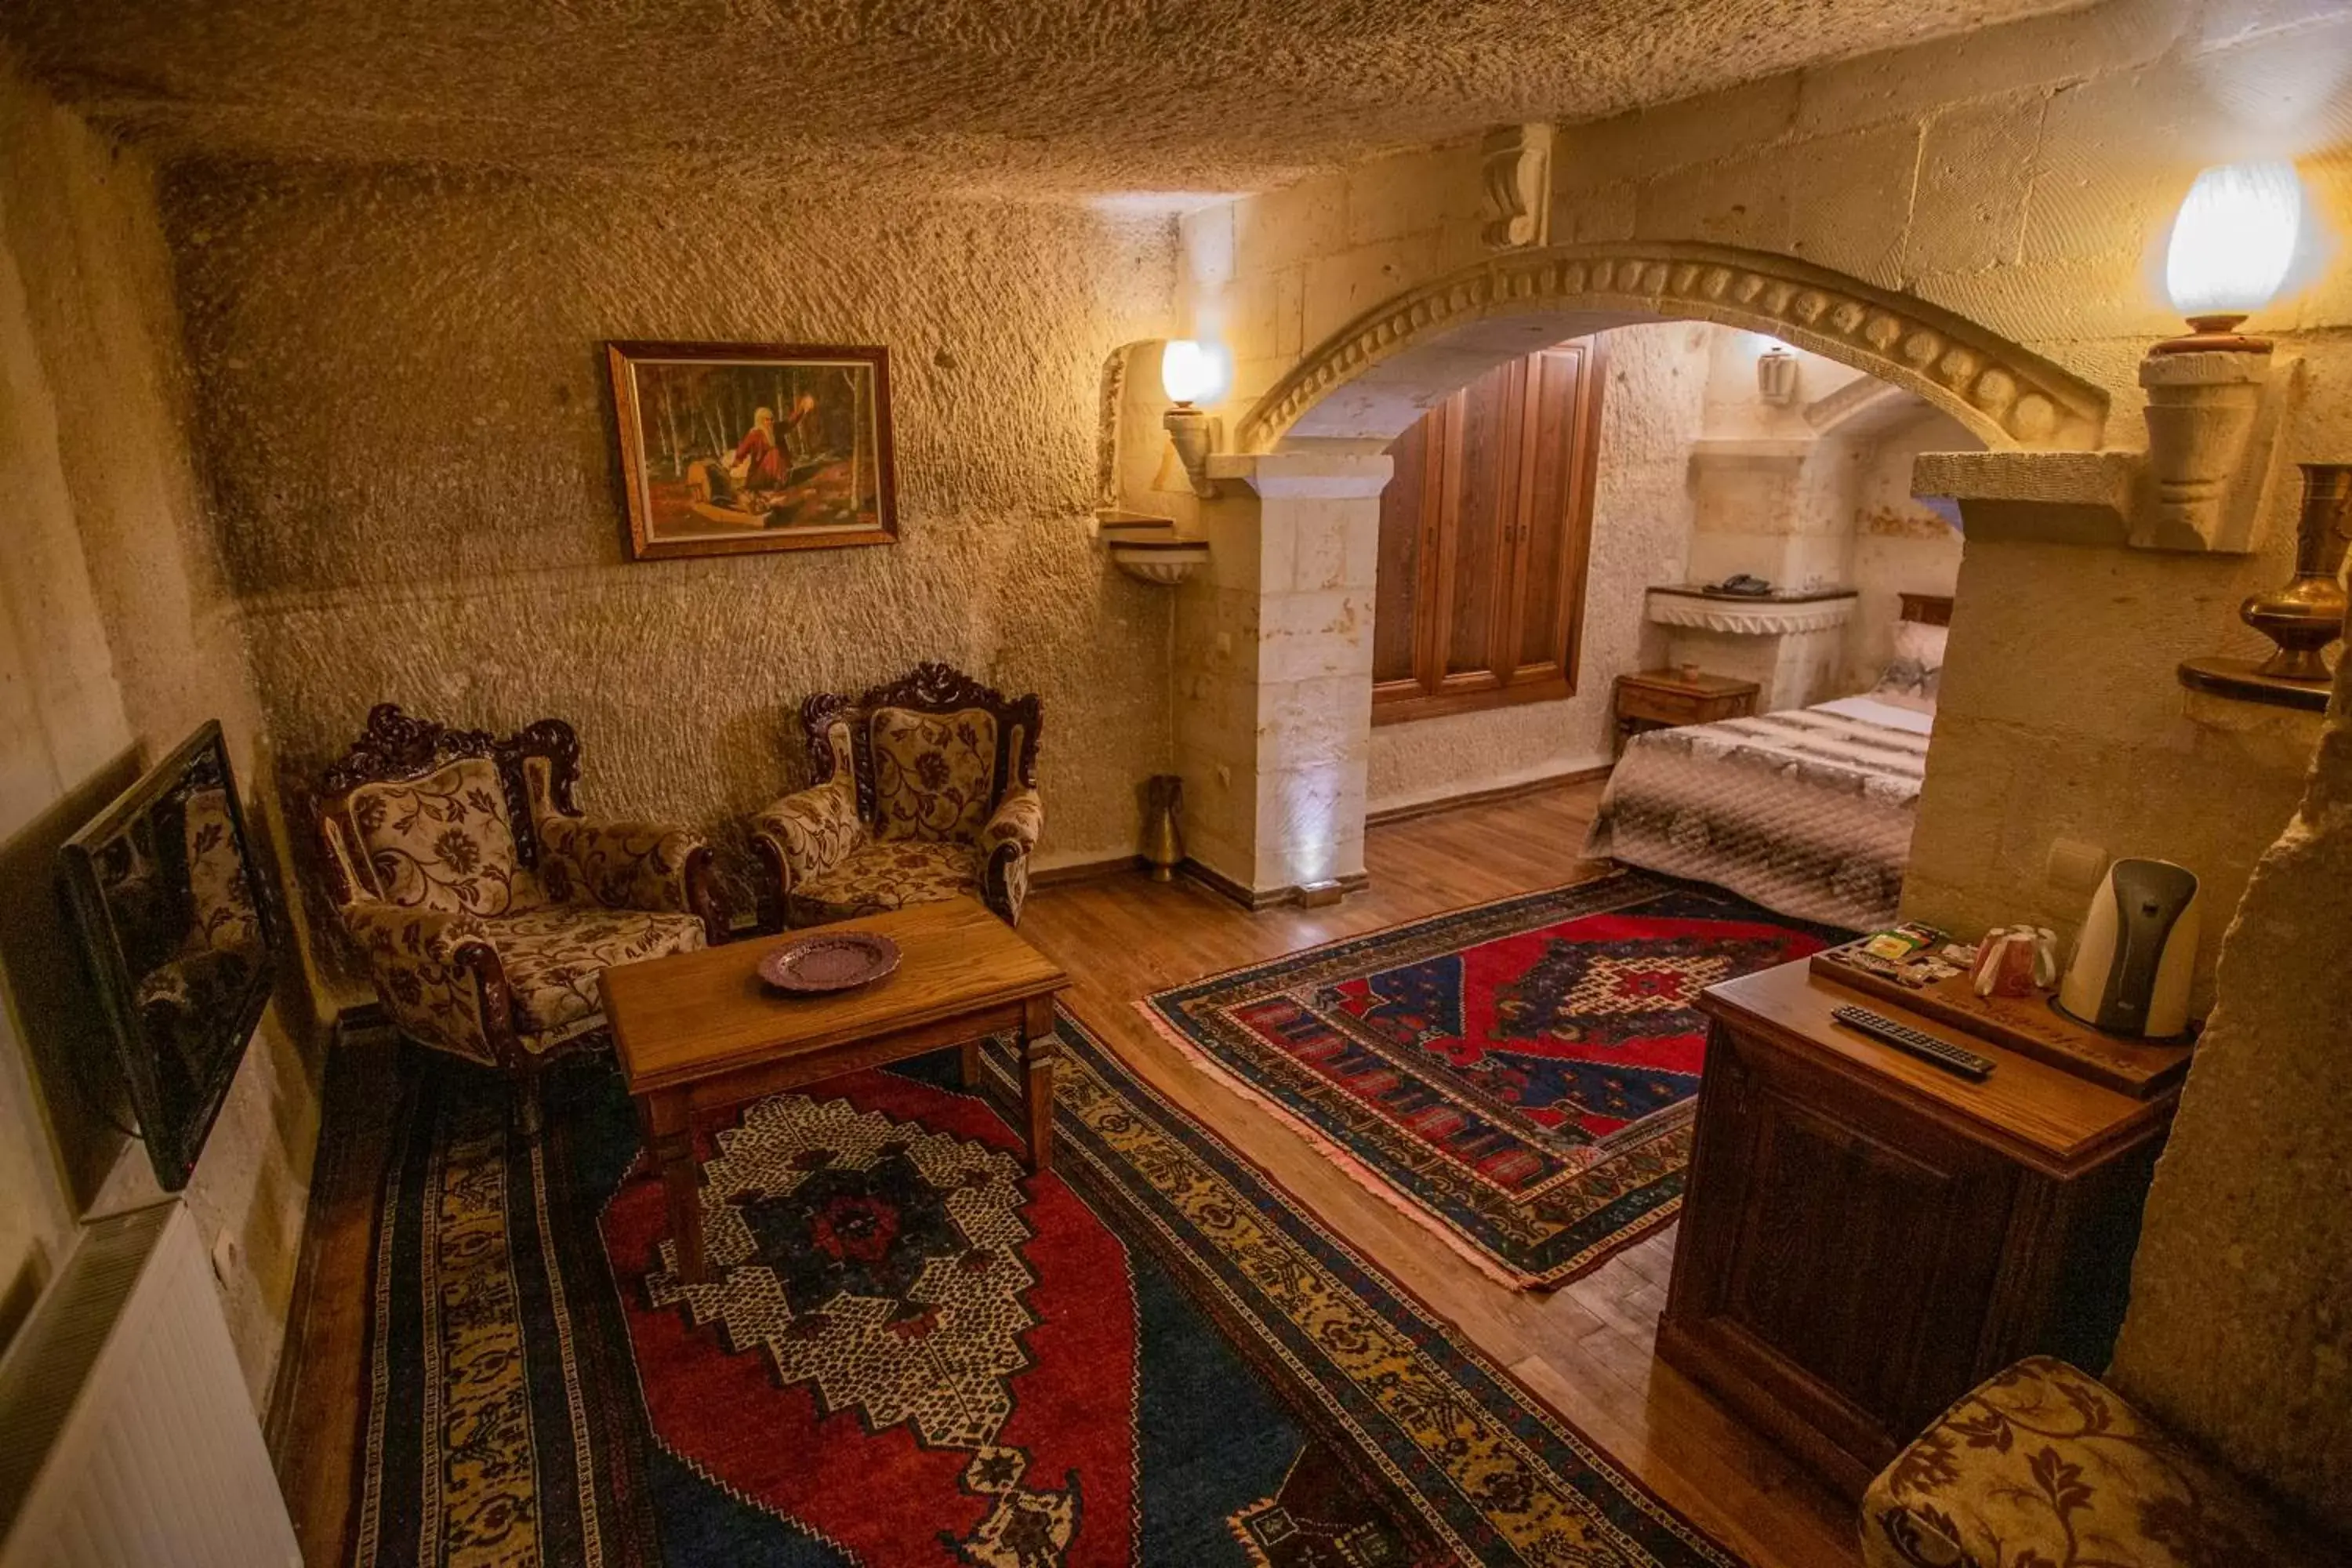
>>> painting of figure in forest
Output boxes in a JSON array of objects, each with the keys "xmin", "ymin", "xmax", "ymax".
[{"xmin": 607, "ymin": 341, "xmax": 898, "ymax": 559}]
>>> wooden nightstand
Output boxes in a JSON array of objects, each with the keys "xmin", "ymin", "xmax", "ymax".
[
  {"xmin": 1613, "ymin": 669, "xmax": 1759, "ymax": 752},
  {"xmin": 1657, "ymin": 960, "xmax": 2176, "ymax": 1501}
]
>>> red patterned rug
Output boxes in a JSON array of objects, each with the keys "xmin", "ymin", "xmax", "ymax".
[
  {"xmin": 1141, "ymin": 869, "xmax": 1846, "ymax": 1288},
  {"xmin": 352, "ymin": 1012, "xmax": 1754, "ymax": 1566}
]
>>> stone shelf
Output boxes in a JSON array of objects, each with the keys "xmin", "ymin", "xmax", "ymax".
[
  {"xmin": 1094, "ymin": 508, "xmax": 1210, "ymax": 585},
  {"xmin": 1645, "ymin": 585, "xmax": 1856, "ymax": 635},
  {"xmin": 1686, "ymin": 437, "xmax": 1813, "ymax": 470},
  {"xmin": 1110, "ymin": 540, "xmax": 1210, "ymax": 585},
  {"xmin": 2177, "ymin": 655, "xmax": 2331, "ymax": 714}
]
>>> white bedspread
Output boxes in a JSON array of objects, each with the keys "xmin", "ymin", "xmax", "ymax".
[{"xmin": 1582, "ymin": 697, "xmax": 1933, "ymax": 931}]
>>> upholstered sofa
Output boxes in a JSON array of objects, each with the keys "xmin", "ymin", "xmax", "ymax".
[
  {"xmin": 1863, "ymin": 1356, "xmax": 2338, "ymax": 1568},
  {"xmin": 315, "ymin": 705, "xmax": 724, "ymax": 1128},
  {"xmin": 753, "ymin": 662, "xmax": 1044, "ymax": 927}
]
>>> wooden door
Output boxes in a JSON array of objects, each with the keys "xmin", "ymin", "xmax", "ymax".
[{"xmin": 1371, "ymin": 339, "xmax": 1604, "ymax": 724}]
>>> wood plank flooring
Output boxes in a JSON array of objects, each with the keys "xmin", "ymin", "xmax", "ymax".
[{"xmin": 271, "ymin": 781, "xmax": 1863, "ymax": 1566}]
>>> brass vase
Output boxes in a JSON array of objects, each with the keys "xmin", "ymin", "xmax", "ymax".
[
  {"xmin": 1142, "ymin": 774, "xmax": 1184, "ymax": 883},
  {"xmin": 2241, "ymin": 463, "xmax": 2352, "ymax": 681}
]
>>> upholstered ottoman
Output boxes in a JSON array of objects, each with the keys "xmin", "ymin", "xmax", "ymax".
[{"xmin": 1863, "ymin": 1356, "xmax": 2336, "ymax": 1568}]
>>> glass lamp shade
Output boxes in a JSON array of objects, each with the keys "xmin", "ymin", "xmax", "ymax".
[
  {"xmin": 2165, "ymin": 161, "xmax": 2302, "ymax": 323},
  {"xmin": 1160, "ymin": 339, "xmax": 1230, "ymax": 407}
]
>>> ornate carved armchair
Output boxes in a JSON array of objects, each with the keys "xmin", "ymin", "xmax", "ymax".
[
  {"xmin": 752, "ymin": 663, "xmax": 1044, "ymax": 927},
  {"xmin": 315, "ymin": 705, "xmax": 724, "ymax": 1130}
]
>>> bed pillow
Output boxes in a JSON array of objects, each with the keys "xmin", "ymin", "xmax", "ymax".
[{"xmin": 1875, "ymin": 618, "xmax": 1948, "ymax": 702}]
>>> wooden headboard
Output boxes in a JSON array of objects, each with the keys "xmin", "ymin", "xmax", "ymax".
[{"xmin": 1899, "ymin": 592, "xmax": 1955, "ymax": 627}]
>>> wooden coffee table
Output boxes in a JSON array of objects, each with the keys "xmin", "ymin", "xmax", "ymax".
[{"xmin": 601, "ymin": 895, "xmax": 1069, "ymax": 1284}]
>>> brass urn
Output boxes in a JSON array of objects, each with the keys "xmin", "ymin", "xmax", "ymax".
[
  {"xmin": 2241, "ymin": 463, "xmax": 2352, "ymax": 681},
  {"xmin": 1142, "ymin": 774, "xmax": 1185, "ymax": 883}
]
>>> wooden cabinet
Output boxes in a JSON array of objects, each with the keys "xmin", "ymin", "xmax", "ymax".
[
  {"xmin": 1373, "ymin": 341, "xmax": 1605, "ymax": 725},
  {"xmin": 1658, "ymin": 960, "xmax": 2175, "ymax": 1501},
  {"xmin": 1612, "ymin": 669, "xmax": 1759, "ymax": 752}
]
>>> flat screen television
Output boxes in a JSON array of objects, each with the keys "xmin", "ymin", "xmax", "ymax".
[{"xmin": 57, "ymin": 720, "xmax": 278, "ymax": 1190}]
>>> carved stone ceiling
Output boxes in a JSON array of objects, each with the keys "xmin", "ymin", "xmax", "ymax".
[{"xmin": 3, "ymin": 0, "xmax": 2080, "ymax": 194}]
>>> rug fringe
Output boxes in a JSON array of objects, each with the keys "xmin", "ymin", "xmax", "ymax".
[{"xmin": 1130, "ymin": 998, "xmax": 1549, "ymax": 1292}]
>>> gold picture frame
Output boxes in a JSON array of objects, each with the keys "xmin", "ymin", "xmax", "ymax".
[{"xmin": 606, "ymin": 340, "xmax": 898, "ymax": 560}]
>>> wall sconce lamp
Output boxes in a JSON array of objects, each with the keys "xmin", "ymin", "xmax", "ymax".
[
  {"xmin": 1755, "ymin": 343, "xmax": 1798, "ymax": 406},
  {"xmin": 1160, "ymin": 339, "xmax": 1229, "ymax": 499},
  {"xmin": 2140, "ymin": 161, "xmax": 2303, "ymax": 546},
  {"xmin": 2163, "ymin": 162, "xmax": 2350, "ymax": 711}
]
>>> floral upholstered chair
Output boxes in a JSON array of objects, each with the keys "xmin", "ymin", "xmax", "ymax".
[
  {"xmin": 1863, "ymin": 1356, "xmax": 2338, "ymax": 1568},
  {"xmin": 752, "ymin": 663, "xmax": 1044, "ymax": 927},
  {"xmin": 315, "ymin": 705, "xmax": 724, "ymax": 1131}
]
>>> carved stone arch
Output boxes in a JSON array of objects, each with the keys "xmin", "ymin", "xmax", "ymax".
[{"xmin": 1236, "ymin": 241, "xmax": 2110, "ymax": 455}]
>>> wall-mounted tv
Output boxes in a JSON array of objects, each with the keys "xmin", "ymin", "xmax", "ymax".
[{"xmin": 57, "ymin": 720, "xmax": 278, "ymax": 1191}]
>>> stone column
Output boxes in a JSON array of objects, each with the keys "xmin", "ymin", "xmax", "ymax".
[{"xmin": 1171, "ymin": 452, "xmax": 1389, "ymax": 902}]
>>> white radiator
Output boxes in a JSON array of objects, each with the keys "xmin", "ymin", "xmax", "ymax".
[{"xmin": 0, "ymin": 1200, "xmax": 300, "ymax": 1568}]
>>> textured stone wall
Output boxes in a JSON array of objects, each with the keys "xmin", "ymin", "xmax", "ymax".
[
  {"xmin": 1848, "ymin": 410, "xmax": 1971, "ymax": 689},
  {"xmin": 2108, "ymin": 665, "xmax": 2352, "ymax": 1537},
  {"xmin": 166, "ymin": 165, "xmax": 1178, "ymax": 944},
  {"xmin": 1181, "ymin": 0, "xmax": 2350, "ymax": 996},
  {"xmin": 1367, "ymin": 321, "xmax": 1709, "ymax": 814},
  {"xmin": 0, "ymin": 58, "xmax": 318, "ymax": 1406}
]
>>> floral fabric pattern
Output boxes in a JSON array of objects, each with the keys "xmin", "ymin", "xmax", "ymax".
[
  {"xmin": 539, "ymin": 815, "xmax": 701, "ymax": 914},
  {"xmin": 343, "ymin": 900, "xmax": 501, "ymax": 1065},
  {"xmin": 758, "ymin": 690, "xmax": 1038, "ymax": 928},
  {"xmin": 869, "ymin": 706, "xmax": 997, "ymax": 843},
  {"xmin": 790, "ymin": 840, "xmax": 979, "ymax": 923},
  {"xmin": 488, "ymin": 906, "xmax": 706, "ymax": 1047},
  {"xmin": 183, "ymin": 788, "xmax": 263, "ymax": 953},
  {"xmin": 978, "ymin": 786, "xmax": 1043, "ymax": 924},
  {"xmin": 756, "ymin": 729, "xmax": 865, "ymax": 895},
  {"xmin": 978, "ymin": 785, "xmax": 1043, "ymax": 858},
  {"xmin": 1864, "ymin": 1356, "xmax": 2336, "ymax": 1568},
  {"xmin": 348, "ymin": 757, "xmax": 543, "ymax": 917},
  {"xmin": 987, "ymin": 848, "xmax": 1031, "ymax": 926}
]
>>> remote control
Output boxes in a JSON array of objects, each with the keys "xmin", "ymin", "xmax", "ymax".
[{"xmin": 1830, "ymin": 1004, "xmax": 1995, "ymax": 1080}]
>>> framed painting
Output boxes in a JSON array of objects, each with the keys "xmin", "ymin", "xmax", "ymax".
[{"xmin": 606, "ymin": 340, "xmax": 898, "ymax": 560}]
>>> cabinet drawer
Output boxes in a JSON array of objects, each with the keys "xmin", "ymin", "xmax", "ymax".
[{"xmin": 1613, "ymin": 678, "xmax": 1756, "ymax": 731}]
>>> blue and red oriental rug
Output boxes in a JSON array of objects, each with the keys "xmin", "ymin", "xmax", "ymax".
[
  {"xmin": 354, "ymin": 1010, "xmax": 1751, "ymax": 1566},
  {"xmin": 1142, "ymin": 870, "xmax": 1846, "ymax": 1289}
]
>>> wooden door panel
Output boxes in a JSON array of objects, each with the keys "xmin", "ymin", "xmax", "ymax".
[
  {"xmin": 1509, "ymin": 345, "xmax": 1599, "ymax": 680},
  {"xmin": 1370, "ymin": 339, "xmax": 1602, "ymax": 724},
  {"xmin": 1374, "ymin": 416, "xmax": 1435, "ymax": 688},
  {"xmin": 1439, "ymin": 359, "xmax": 1518, "ymax": 684}
]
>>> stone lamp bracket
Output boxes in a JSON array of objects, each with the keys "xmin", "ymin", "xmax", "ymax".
[
  {"xmin": 1913, "ymin": 352, "xmax": 2307, "ymax": 556},
  {"xmin": 1163, "ymin": 406, "xmax": 1221, "ymax": 499}
]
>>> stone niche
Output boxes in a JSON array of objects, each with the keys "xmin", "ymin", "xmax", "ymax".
[
  {"xmin": 1655, "ymin": 330, "xmax": 1976, "ymax": 709},
  {"xmin": 1646, "ymin": 585, "xmax": 1857, "ymax": 710}
]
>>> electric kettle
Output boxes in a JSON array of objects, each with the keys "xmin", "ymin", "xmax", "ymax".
[{"xmin": 2056, "ymin": 858, "xmax": 2201, "ymax": 1039}]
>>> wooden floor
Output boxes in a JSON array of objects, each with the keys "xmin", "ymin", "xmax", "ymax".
[{"xmin": 272, "ymin": 781, "xmax": 1862, "ymax": 1567}]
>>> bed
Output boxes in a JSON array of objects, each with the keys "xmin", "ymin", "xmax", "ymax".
[{"xmin": 1582, "ymin": 593, "xmax": 1950, "ymax": 932}]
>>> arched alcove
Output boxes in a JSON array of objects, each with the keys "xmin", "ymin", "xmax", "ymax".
[{"xmin": 1235, "ymin": 241, "xmax": 2110, "ymax": 455}]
